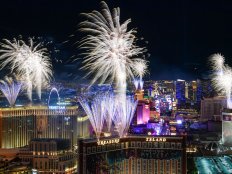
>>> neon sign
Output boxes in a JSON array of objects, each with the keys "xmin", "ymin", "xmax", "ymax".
[
  {"xmin": 97, "ymin": 138, "xmax": 120, "ymax": 146},
  {"xmin": 146, "ymin": 137, "xmax": 166, "ymax": 142},
  {"xmin": 48, "ymin": 106, "xmax": 66, "ymax": 110}
]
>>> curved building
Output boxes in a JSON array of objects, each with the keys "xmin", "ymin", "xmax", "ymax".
[{"xmin": 0, "ymin": 106, "xmax": 80, "ymax": 148}]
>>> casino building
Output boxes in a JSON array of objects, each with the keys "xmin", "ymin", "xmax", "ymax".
[
  {"xmin": 19, "ymin": 138, "xmax": 77, "ymax": 173},
  {"xmin": 222, "ymin": 108, "xmax": 232, "ymax": 146},
  {"xmin": 0, "ymin": 106, "xmax": 80, "ymax": 148},
  {"xmin": 78, "ymin": 135, "xmax": 187, "ymax": 174}
]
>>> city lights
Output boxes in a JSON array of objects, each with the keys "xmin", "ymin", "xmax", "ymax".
[{"xmin": 0, "ymin": 1, "xmax": 230, "ymax": 174}]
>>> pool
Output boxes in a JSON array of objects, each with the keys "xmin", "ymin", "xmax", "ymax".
[{"xmin": 195, "ymin": 156, "xmax": 232, "ymax": 174}]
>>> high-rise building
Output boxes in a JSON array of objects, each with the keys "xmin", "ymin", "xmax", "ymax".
[
  {"xmin": 19, "ymin": 138, "xmax": 77, "ymax": 173},
  {"xmin": 135, "ymin": 90, "xmax": 145, "ymax": 101},
  {"xmin": 196, "ymin": 79, "xmax": 215, "ymax": 101},
  {"xmin": 187, "ymin": 81, "xmax": 197, "ymax": 102},
  {"xmin": 78, "ymin": 136, "xmax": 187, "ymax": 174},
  {"xmin": 136, "ymin": 100, "xmax": 150, "ymax": 124},
  {"xmin": 0, "ymin": 106, "xmax": 80, "ymax": 148},
  {"xmin": 176, "ymin": 80, "xmax": 186, "ymax": 108},
  {"xmin": 200, "ymin": 96, "xmax": 226, "ymax": 120}
]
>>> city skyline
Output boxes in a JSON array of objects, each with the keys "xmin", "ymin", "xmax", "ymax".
[{"xmin": 0, "ymin": 1, "xmax": 232, "ymax": 173}]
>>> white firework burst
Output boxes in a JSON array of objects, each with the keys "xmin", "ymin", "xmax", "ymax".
[
  {"xmin": 133, "ymin": 59, "xmax": 148, "ymax": 79},
  {"xmin": 211, "ymin": 53, "xmax": 232, "ymax": 108},
  {"xmin": 0, "ymin": 38, "xmax": 53, "ymax": 100},
  {"xmin": 79, "ymin": 1, "xmax": 146, "ymax": 87},
  {"xmin": 79, "ymin": 1, "xmax": 146, "ymax": 138}
]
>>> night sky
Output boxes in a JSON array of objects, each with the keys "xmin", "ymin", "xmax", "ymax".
[{"xmin": 0, "ymin": 0, "xmax": 232, "ymax": 81}]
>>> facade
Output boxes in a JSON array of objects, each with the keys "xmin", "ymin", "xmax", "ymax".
[
  {"xmin": 78, "ymin": 136, "xmax": 186, "ymax": 174},
  {"xmin": 19, "ymin": 138, "xmax": 77, "ymax": 173},
  {"xmin": 136, "ymin": 100, "xmax": 150, "ymax": 124},
  {"xmin": 186, "ymin": 81, "xmax": 197, "ymax": 102},
  {"xmin": 196, "ymin": 79, "xmax": 214, "ymax": 101},
  {"xmin": 222, "ymin": 109, "xmax": 232, "ymax": 146},
  {"xmin": 175, "ymin": 80, "xmax": 186, "ymax": 108},
  {"xmin": 0, "ymin": 148, "xmax": 31, "ymax": 173},
  {"xmin": 0, "ymin": 106, "xmax": 79, "ymax": 148},
  {"xmin": 200, "ymin": 96, "xmax": 226, "ymax": 120},
  {"xmin": 135, "ymin": 90, "xmax": 144, "ymax": 101}
]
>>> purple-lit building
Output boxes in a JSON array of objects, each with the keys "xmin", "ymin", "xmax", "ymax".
[{"xmin": 136, "ymin": 100, "xmax": 150, "ymax": 124}]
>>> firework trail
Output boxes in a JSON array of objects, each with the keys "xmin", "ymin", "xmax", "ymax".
[
  {"xmin": 0, "ymin": 76, "xmax": 21, "ymax": 107},
  {"xmin": 104, "ymin": 93, "xmax": 117, "ymax": 132},
  {"xmin": 79, "ymin": 92, "xmax": 137, "ymax": 138},
  {"xmin": 112, "ymin": 96, "xmax": 138, "ymax": 137},
  {"xmin": 79, "ymin": 94, "xmax": 107, "ymax": 139},
  {"xmin": 210, "ymin": 53, "xmax": 232, "ymax": 108},
  {"xmin": 133, "ymin": 79, "xmax": 139, "ymax": 90},
  {"xmin": 0, "ymin": 38, "xmax": 52, "ymax": 100}
]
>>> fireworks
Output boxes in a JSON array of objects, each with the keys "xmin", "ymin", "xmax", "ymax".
[
  {"xmin": 78, "ymin": 1, "xmax": 147, "ymax": 138},
  {"xmin": 79, "ymin": 92, "xmax": 137, "ymax": 138},
  {"xmin": 0, "ymin": 76, "xmax": 21, "ymax": 107},
  {"xmin": 139, "ymin": 78, "xmax": 144, "ymax": 90},
  {"xmin": 134, "ymin": 59, "xmax": 148, "ymax": 79},
  {"xmin": 210, "ymin": 53, "xmax": 224, "ymax": 73},
  {"xmin": 0, "ymin": 38, "xmax": 52, "ymax": 100},
  {"xmin": 112, "ymin": 96, "xmax": 138, "ymax": 137},
  {"xmin": 134, "ymin": 59, "xmax": 147, "ymax": 89},
  {"xmin": 104, "ymin": 93, "xmax": 117, "ymax": 132},
  {"xmin": 133, "ymin": 79, "xmax": 139, "ymax": 90},
  {"xmin": 79, "ymin": 93, "xmax": 107, "ymax": 139},
  {"xmin": 210, "ymin": 53, "xmax": 232, "ymax": 108},
  {"xmin": 79, "ymin": 1, "xmax": 146, "ymax": 88}
]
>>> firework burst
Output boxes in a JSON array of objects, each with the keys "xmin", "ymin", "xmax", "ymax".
[
  {"xmin": 134, "ymin": 59, "xmax": 147, "ymax": 89},
  {"xmin": 79, "ymin": 1, "xmax": 146, "ymax": 87},
  {"xmin": 210, "ymin": 53, "xmax": 232, "ymax": 108},
  {"xmin": 0, "ymin": 38, "xmax": 53, "ymax": 100},
  {"xmin": 133, "ymin": 59, "xmax": 148, "ymax": 79},
  {"xmin": 0, "ymin": 76, "xmax": 21, "ymax": 107},
  {"xmin": 79, "ymin": 1, "xmax": 147, "ymax": 138}
]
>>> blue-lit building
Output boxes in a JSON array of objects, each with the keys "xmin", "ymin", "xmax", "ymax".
[{"xmin": 175, "ymin": 80, "xmax": 186, "ymax": 108}]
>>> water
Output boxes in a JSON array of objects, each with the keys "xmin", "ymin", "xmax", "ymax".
[{"xmin": 195, "ymin": 156, "xmax": 232, "ymax": 174}]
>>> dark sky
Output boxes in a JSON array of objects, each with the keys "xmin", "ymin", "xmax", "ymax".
[{"xmin": 0, "ymin": 0, "xmax": 232, "ymax": 80}]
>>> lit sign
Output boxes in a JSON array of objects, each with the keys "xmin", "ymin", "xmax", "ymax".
[
  {"xmin": 97, "ymin": 138, "xmax": 120, "ymax": 146},
  {"xmin": 223, "ymin": 115, "xmax": 232, "ymax": 121},
  {"xmin": 49, "ymin": 106, "xmax": 66, "ymax": 110},
  {"xmin": 57, "ymin": 102, "xmax": 71, "ymax": 106},
  {"xmin": 146, "ymin": 137, "xmax": 166, "ymax": 142}
]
